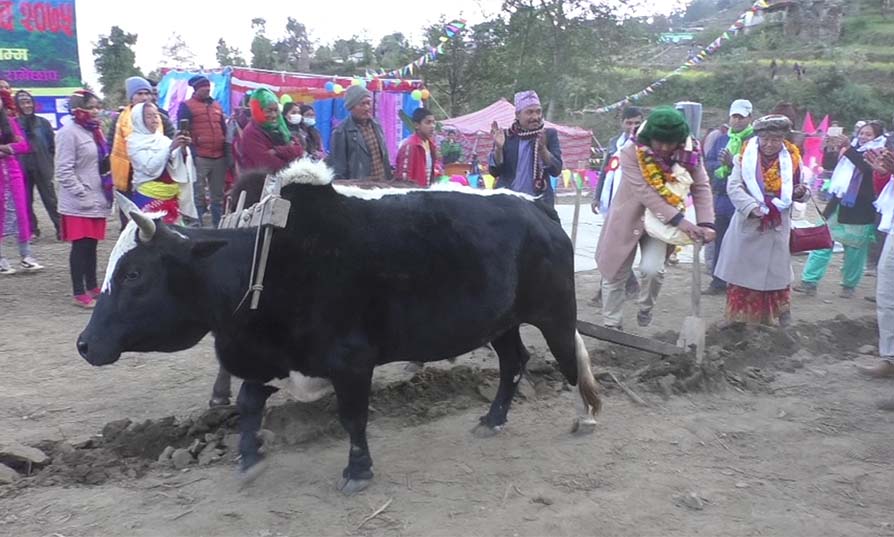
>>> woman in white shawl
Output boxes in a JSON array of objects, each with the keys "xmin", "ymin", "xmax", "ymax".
[
  {"xmin": 714, "ymin": 115, "xmax": 810, "ymax": 326},
  {"xmin": 127, "ymin": 102, "xmax": 196, "ymax": 224}
]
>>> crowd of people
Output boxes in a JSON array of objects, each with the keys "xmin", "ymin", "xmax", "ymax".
[
  {"xmin": 2, "ymin": 76, "xmax": 894, "ymax": 380},
  {"xmin": 591, "ymin": 97, "xmax": 894, "ymax": 381}
]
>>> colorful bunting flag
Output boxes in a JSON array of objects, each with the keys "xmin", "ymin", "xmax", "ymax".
[
  {"xmin": 483, "ymin": 174, "xmax": 496, "ymax": 190},
  {"xmin": 586, "ymin": 0, "xmax": 768, "ymax": 114}
]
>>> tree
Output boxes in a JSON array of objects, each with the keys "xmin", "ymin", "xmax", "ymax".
[
  {"xmin": 273, "ymin": 18, "xmax": 313, "ymax": 71},
  {"xmin": 161, "ymin": 32, "xmax": 198, "ymax": 69},
  {"xmin": 93, "ymin": 26, "xmax": 143, "ymax": 106},
  {"xmin": 216, "ymin": 38, "xmax": 247, "ymax": 67},
  {"xmin": 375, "ymin": 33, "xmax": 416, "ymax": 70},
  {"xmin": 250, "ymin": 18, "xmax": 276, "ymax": 69}
]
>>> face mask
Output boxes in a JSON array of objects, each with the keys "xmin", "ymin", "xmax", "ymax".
[
  {"xmin": 303, "ymin": 117, "xmax": 316, "ymax": 127},
  {"xmin": 287, "ymin": 114, "xmax": 303, "ymax": 125}
]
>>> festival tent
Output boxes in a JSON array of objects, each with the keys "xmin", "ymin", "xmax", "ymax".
[
  {"xmin": 440, "ymin": 99, "xmax": 594, "ymax": 170},
  {"xmin": 157, "ymin": 67, "xmax": 426, "ymax": 164}
]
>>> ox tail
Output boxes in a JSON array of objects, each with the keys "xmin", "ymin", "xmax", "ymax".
[{"xmin": 574, "ymin": 331, "xmax": 602, "ymax": 416}]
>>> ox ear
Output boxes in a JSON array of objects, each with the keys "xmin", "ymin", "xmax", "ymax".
[{"xmin": 191, "ymin": 239, "xmax": 228, "ymax": 259}]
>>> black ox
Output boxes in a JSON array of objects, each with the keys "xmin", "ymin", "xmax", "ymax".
[{"xmin": 77, "ymin": 159, "xmax": 601, "ymax": 494}]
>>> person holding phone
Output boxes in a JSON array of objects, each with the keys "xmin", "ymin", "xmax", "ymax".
[
  {"xmin": 127, "ymin": 102, "xmax": 195, "ymax": 225},
  {"xmin": 796, "ymin": 121, "xmax": 886, "ymax": 298},
  {"xmin": 176, "ymin": 75, "xmax": 228, "ymax": 227}
]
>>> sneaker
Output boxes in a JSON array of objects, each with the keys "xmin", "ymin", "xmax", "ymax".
[
  {"xmin": 0, "ymin": 258, "xmax": 16, "ymax": 275},
  {"xmin": 20, "ymin": 256, "xmax": 44, "ymax": 271},
  {"xmin": 87, "ymin": 287, "xmax": 101, "ymax": 299},
  {"xmin": 793, "ymin": 283, "xmax": 817, "ymax": 296},
  {"xmin": 637, "ymin": 309, "xmax": 653, "ymax": 327},
  {"xmin": 73, "ymin": 294, "xmax": 96, "ymax": 309},
  {"xmin": 840, "ymin": 287, "xmax": 856, "ymax": 299}
]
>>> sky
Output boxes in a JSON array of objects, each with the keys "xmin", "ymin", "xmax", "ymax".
[{"xmin": 74, "ymin": 0, "xmax": 690, "ymax": 90}]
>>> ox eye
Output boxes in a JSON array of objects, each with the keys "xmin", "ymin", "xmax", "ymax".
[{"xmin": 125, "ymin": 270, "xmax": 141, "ymax": 282}]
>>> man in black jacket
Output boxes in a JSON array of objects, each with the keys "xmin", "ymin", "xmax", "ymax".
[
  {"xmin": 14, "ymin": 90, "xmax": 60, "ymax": 240},
  {"xmin": 327, "ymin": 85, "xmax": 392, "ymax": 181}
]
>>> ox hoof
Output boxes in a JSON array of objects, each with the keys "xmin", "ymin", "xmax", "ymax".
[
  {"xmin": 209, "ymin": 397, "xmax": 231, "ymax": 408},
  {"xmin": 237, "ymin": 460, "xmax": 269, "ymax": 490},
  {"xmin": 471, "ymin": 421, "xmax": 503, "ymax": 438},
  {"xmin": 338, "ymin": 477, "xmax": 372, "ymax": 495},
  {"xmin": 571, "ymin": 417, "xmax": 597, "ymax": 435}
]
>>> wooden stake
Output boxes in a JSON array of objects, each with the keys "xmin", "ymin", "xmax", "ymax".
[{"xmin": 570, "ymin": 184, "xmax": 583, "ymax": 252}]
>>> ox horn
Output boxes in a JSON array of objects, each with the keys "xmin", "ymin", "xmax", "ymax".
[
  {"xmin": 131, "ymin": 211, "xmax": 157, "ymax": 242},
  {"xmin": 114, "ymin": 190, "xmax": 141, "ymax": 219}
]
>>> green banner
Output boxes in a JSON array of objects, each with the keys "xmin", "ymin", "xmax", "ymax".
[{"xmin": 0, "ymin": 0, "xmax": 81, "ymax": 88}]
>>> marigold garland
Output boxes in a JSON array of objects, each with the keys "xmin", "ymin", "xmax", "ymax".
[
  {"xmin": 747, "ymin": 140, "xmax": 801, "ymax": 194},
  {"xmin": 636, "ymin": 145, "xmax": 685, "ymax": 209}
]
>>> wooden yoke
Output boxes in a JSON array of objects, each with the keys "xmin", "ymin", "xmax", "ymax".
[{"xmin": 219, "ymin": 174, "xmax": 291, "ymax": 310}]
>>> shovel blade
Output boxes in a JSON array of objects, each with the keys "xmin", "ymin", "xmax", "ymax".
[{"xmin": 677, "ymin": 316, "xmax": 706, "ymax": 363}]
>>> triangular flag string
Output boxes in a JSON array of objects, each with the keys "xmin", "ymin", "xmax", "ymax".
[
  {"xmin": 584, "ymin": 0, "xmax": 768, "ymax": 114},
  {"xmin": 376, "ymin": 19, "xmax": 466, "ymax": 79}
]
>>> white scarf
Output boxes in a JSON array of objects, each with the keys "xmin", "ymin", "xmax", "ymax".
[
  {"xmin": 740, "ymin": 139, "xmax": 794, "ymax": 215},
  {"xmin": 127, "ymin": 103, "xmax": 198, "ymax": 220},
  {"xmin": 828, "ymin": 135, "xmax": 886, "ymax": 198},
  {"xmin": 876, "ymin": 176, "xmax": 894, "ymax": 233},
  {"xmin": 598, "ymin": 136, "xmax": 631, "ymax": 214},
  {"xmin": 169, "ymin": 145, "xmax": 198, "ymax": 220},
  {"xmin": 127, "ymin": 102, "xmax": 173, "ymax": 186}
]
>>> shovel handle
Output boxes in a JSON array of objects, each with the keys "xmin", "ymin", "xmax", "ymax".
[{"xmin": 691, "ymin": 240, "xmax": 702, "ymax": 316}]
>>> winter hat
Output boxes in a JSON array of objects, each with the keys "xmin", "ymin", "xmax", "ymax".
[
  {"xmin": 752, "ymin": 114, "xmax": 793, "ymax": 135},
  {"xmin": 637, "ymin": 107, "xmax": 690, "ymax": 146},
  {"xmin": 514, "ymin": 90, "xmax": 540, "ymax": 113},
  {"xmin": 188, "ymin": 75, "xmax": 211, "ymax": 89},
  {"xmin": 125, "ymin": 76, "xmax": 151, "ymax": 102},
  {"xmin": 344, "ymin": 84, "xmax": 371, "ymax": 110}
]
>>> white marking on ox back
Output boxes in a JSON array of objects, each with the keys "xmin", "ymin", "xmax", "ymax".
[
  {"xmin": 334, "ymin": 181, "xmax": 539, "ymax": 202},
  {"xmin": 278, "ymin": 158, "xmax": 334, "ymax": 186},
  {"xmin": 276, "ymin": 158, "xmax": 539, "ymax": 203},
  {"xmin": 100, "ymin": 212, "xmax": 166, "ymax": 294}
]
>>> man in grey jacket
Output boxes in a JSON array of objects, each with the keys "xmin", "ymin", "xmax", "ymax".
[{"xmin": 326, "ymin": 85, "xmax": 392, "ymax": 180}]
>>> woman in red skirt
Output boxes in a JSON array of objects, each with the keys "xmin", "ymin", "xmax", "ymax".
[{"xmin": 55, "ymin": 91, "xmax": 112, "ymax": 308}]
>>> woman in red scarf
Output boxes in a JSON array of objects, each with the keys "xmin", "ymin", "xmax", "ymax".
[{"xmin": 55, "ymin": 90, "xmax": 112, "ymax": 308}]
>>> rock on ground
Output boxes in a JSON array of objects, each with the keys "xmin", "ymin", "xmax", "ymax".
[{"xmin": 0, "ymin": 443, "xmax": 50, "ymax": 466}]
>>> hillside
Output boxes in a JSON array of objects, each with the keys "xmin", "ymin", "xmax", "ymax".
[{"xmin": 576, "ymin": 0, "xmax": 894, "ymax": 140}]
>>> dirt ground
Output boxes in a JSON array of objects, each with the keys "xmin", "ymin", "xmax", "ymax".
[{"xmin": 2, "ymin": 215, "xmax": 894, "ymax": 537}]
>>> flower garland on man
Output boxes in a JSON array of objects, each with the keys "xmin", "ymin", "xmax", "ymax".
[{"xmin": 596, "ymin": 107, "xmax": 716, "ymax": 330}]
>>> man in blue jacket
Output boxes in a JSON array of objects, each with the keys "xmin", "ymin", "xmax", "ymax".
[{"xmin": 489, "ymin": 90, "xmax": 562, "ymax": 206}]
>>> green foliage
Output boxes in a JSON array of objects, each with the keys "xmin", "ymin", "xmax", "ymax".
[
  {"xmin": 216, "ymin": 39, "xmax": 247, "ymax": 67},
  {"xmin": 250, "ymin": 18, "xmax": 276, "ymax": 70},
  {"xmin": 628, "ymin": 64, "xmax": 892, "ymax": 128},
  {"xmin": 375, "ymin": 33, "xmax": 417, "ymax": 70},
  {"xmin": 419, "ymin": 1, "xmax": 638, "ymax": 119},
  {"xmin": 273, "ymin": 18, "xmax": 313, "ymax": 72},
  {"xmin": 92, "ymin": 26, "xmax": 143, "ymax": 107}
]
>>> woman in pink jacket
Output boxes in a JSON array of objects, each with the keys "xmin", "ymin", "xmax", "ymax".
[{"xmin": 0, "ymin": 88, "xmax": 42, "ymax": 275}]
